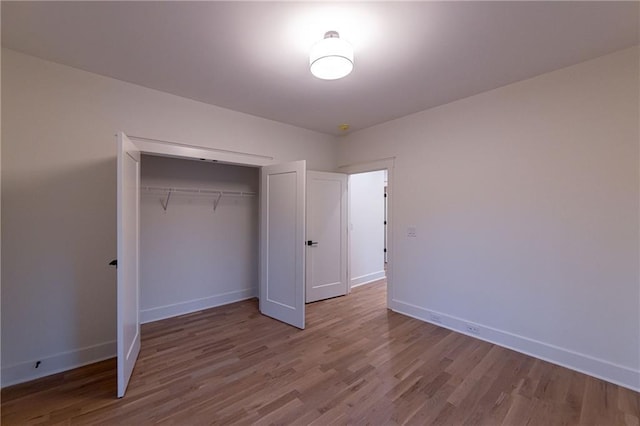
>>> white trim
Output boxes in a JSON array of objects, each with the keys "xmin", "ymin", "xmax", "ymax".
[
  {"xmin": 129, "ymin": 135, "xmax": 273, "ymax": 167},
  {"xmin": 140, "ymin": 288, "xmax": 257, "ymax": 324},
  {"xmin": 391, "ymin": 298, "xmax": 640, "ymax": 392},
  {"xmin": 1, "ymin": 341, "xmax": 116, "ymax": 388},
  {"xmin": 338, "ymin": 157, "xmax": 396, "ymax": 173},
  {"xmin": 350, "ymin": 271, "xmax": 386, "ymax": 288}
]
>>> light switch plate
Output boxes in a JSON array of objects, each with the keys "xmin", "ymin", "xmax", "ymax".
[{"xmin": 407, "ymin": 227, "xmax": 417, "ymax": 237}]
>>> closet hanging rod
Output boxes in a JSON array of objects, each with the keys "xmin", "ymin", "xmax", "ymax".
[{"xmin": 141, "ymin": 186, "xmax": 257, "ymax": 197}]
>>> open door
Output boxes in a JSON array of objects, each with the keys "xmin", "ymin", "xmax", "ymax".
[
  {"xmin": 116, "ymin": 132, "xmax": 141, "ymax": 397},
  {"xmin": 306, "ymin": 171, "xmax": 348, "ymax": 303},
  {"xmin": 259, "ymin": 161, "xmax": 306, "ymax": 329}
]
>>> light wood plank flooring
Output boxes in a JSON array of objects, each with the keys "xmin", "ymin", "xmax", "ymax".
[{"xmin": 2, "ymin": 281, "xmax": 638, "ymax": 425}]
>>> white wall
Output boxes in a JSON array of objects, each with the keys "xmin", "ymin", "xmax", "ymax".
[
  {"xmin": 339, "ymin": 47, "xmax": 640, "ymax": 390},
  {"xmin": 1, "ymin": 48, "xmax": 337, "ymax": 386},
  {"xmin": 3, "ymin": 44, "xmax": 639, "ymax": 391},
  {"xmin": 140, "ymin": 155, "xmax": 258, "ymax": 323},
  {"xmin": 349, "ymin": 170, "xmax": 386, "ymax": 287}
]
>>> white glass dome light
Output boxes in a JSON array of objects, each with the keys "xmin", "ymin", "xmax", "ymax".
[{"xmin": 310, "ymin": 31, "xmax": 354, "ymax": 80}]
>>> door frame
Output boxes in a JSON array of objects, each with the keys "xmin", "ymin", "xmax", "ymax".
[
  {"xmin": 128, "ymin": 135, "xmax": 273, "ymax": 167},
  {"xmin": 123, "ymin": 134, "xmax": 283, "ymax": 292},
  {"xmin": 125, "ymin": 134, "xmax": 287, "ymax": 297},
  {"xmin": 116, "ymin": 135, "xmax": 276, "ymax": 396},
  {"xmin": 338, "ymin": 158, "xmax": 395, "ymax": 309}
]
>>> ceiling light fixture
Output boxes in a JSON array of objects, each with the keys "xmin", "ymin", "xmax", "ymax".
[{"xmin": 310, "ymin": 31, "xmax": 354, "ymax": 80}]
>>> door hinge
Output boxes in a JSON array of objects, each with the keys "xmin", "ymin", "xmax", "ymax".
[
  {"xmin": 384, "ymin": 221, "xmax": 387, "ymax": 225},
  {"xmin": 384, "ymin": 248, "xmax": 387, "ymax": 253}
]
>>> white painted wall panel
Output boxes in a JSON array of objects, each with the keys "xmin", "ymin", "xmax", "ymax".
[
  {"xmin": 339, "ymin": 47, "xmax": 640, "ymax": 389},
  {"xmin": 1, "ymin": 49, "xmax": 337, "ymax": 386}
]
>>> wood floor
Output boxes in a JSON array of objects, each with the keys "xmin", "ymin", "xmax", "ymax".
[{"xmin": 2, "ymin": 280, "xmax": 638, "ymax": 425}]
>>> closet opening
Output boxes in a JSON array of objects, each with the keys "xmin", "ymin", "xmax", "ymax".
[
  {"xmin": 139, "ymin": 154, "xmax": 259, "ymax": 324},
  {"xmin": 117, "ymin": 133, "xmax": 308, "ymax": 396}
]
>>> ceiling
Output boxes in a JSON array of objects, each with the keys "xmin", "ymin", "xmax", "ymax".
[{"xmin": 2, "ymin": 1, "xmax": 638, "ymax": 136}]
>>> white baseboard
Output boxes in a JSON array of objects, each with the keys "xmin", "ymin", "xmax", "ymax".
[
  {"xmin": 140, "ymin": 288, "xmax": 257, "ymax": 324},
  {"xmin": 350, "ymin": 270, "xmax": 386, "ymax": 288},
  {"xmin": 391, "ymin": 299, "xmax": 640, "ymax": 392},
  {"xmin": 2, "ymin": 289, "xmax": 258, "ymax": 388},
  {"xmin": 1, "ymin": 340, "xmax": 116, "ymax": 388}
]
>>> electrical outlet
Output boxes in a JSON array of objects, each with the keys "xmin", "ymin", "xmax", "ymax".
[
  {"xmin": 466, "ymin": 325, "xmax": 480, "ymax": 335},
  {"xmin": 429, "ymin": 314, "xmax": 442, "ymax": 324},
  {"xmin": 407, "ymin": 227, "xmax": 417, "ymax": 238}
]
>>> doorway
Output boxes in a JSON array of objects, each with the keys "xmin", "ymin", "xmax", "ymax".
[
  {"xmin": 338, "ymin": 158, "xmax": 394, "ymax": 308},
  {"xmin": 116, "ymin": 133, "xmax": 306, "ymax": 397},
  {"xmin": 348, "ymin": 170, "xmax": 387, "ymax": 291}
]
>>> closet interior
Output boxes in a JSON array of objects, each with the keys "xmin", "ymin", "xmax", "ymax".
[{"xmin": 139, "ymin": 154, "xmax": 259, "ymax": 324}]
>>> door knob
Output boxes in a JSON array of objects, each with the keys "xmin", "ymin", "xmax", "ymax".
[{"xmin": 307, "ymin": 240, "xmax": 319, "ymax": 247}]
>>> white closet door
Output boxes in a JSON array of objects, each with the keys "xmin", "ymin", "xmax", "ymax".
[
  {"xmin": 116, "ymin": 132, "xmax": 141, "ymax": 398},
  {"xmin": 259, "ymin": 161, "xmax": 306, "ymax": 329},
  {"xmin": 306, "ymin": 171, "xmax": 348, "ymax": 303}
]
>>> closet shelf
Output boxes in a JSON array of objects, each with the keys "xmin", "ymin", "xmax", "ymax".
[
  {"xmin": 141, "ymin": 186, "xmax": 256, "ymax": 212},
  {"xmin": 142, "ymin": 186, "xmax": 256, "ymax": 197}
]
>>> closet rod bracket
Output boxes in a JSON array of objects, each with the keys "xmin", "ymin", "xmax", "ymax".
[
  {"xmin": 213, "ymin": 192, "xmax": 223, "ymax": 211},
  {"xmin": 160, "ymin": 189, "xmax": 172, "ymax": 211}
]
